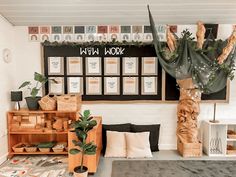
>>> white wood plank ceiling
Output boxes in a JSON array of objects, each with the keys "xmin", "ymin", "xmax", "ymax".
[{"xmin": 0, "ymin": 0, "xmax": 235, "ymax": 26}]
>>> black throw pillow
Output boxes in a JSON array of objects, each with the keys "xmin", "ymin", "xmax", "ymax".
[
  {"xmin": 102, "ymin": 123, "xmax": 131, "ymax": 153},
  {"xmin": 131, "ymin": 124, "xmax": 160, "ymax": 151}
]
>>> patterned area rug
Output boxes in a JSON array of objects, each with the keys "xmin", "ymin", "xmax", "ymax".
[
  {"xmin": 0, "ymin": 155, "xmax": 72, "ymax": 177},
  {"xmin": 112, "ymin": 160, "xmax": 236, "ymax": 177}
]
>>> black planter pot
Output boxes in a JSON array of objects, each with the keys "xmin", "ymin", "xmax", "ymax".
[{"xmin": 25, "ymin": 97, "xmax": 41, "ymax": 110}]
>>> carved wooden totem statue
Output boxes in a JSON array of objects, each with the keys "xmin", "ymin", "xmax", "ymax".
[{"xmin": 176, "ymin": 78, "xmax": 201, "ymax": 143}]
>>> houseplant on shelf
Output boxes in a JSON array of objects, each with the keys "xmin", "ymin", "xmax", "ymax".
[
  {"xmin": 69, "ymin": 110, "xmax": 97, "ymax": 177},
  {"xmin": 18, "ymin": 72, "xmax": 49, "ymax": 110}
]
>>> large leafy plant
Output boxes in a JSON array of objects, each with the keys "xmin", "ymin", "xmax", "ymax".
[
  {"xmin": 69, "ymin": 110, "xmax": 97, "ymax": 172},
  {"xmin": 18, "ymin": 72, "xmax": 48, "ymax": 97}
]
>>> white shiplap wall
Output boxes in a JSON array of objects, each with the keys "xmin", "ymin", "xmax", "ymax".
[
  {"xmin": 0, "ymin": 15, "xmax": 16, "ymax": 163},
  {"xmin": 0, "ymin": 0, "xmax": 236, "ymax": 25},
  {"xmin": 12, "ymin": 25, "xmax": 236, "ymax": 150}
]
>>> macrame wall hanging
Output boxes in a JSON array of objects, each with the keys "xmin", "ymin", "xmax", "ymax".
[{"xmin": 148, "ymin": 6, "xmax": 236, "ymax": 144}]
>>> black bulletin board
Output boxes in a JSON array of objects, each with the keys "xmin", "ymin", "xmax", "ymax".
[
  {"xmin": 43, "ymin": 44, "xmax": 229, "ymax": 102},
  {"xmin": 165, "ymin": 73, "xmax": 228, "ymax": 102},
  {"xmin": 43, "ymin": 44, "xmax": 162, "ymax": 101}
]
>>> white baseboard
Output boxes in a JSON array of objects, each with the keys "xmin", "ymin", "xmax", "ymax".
[
  {"xmin": 0, "ymin": 153, "xmax": 8, "ymax": 165},
  {"xmin": 159, "ymin": 144, "xmax": 177, "ymax": 150}
]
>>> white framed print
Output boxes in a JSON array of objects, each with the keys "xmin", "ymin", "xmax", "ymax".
[
  {"xmin": 123, "ymin": 77, "xmax": 138, "ymax": 95},
  {"xmin": 48, "ymin": 57, "xmax": 64, "ymax": 75},
  {"xmin": 86, "ymin": 77, "xmax": 102, "ymax": 95},
  {"xmin": 86, "ymin": 57, "xmax": 101, "ymax": 75},
  {"xmin": 67, "ymin": 57, "xmax": 83, "ymax": 75},
  {"xmin": 104, "ymin": 57, "xmax": 120, "ymax": 75},
  {"xmin": 142, "ymin": 77, "xmax": 157, "ymax": 95},
  {"xmin": 123, "ymin": 57, "xmax": 138, "ymax": 75},
  {"xmin": 68, "ymin": 77, "xmax": 83, "ymax": 94},
  {"xmin": 104, "ymin": 77, "xmax": 120, "ymax": 95},
  {"xmin": 49, "ymin": 77, "xmax": 64, "ymax": 94},
  {"xmin": 142, "ymin": 57, "xmax": 157, "ymax": 75}
]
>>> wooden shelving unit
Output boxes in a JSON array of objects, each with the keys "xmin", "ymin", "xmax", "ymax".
[
  {"xmin": 7, "ymin": 109, "xmax": 79, "ymax": 158},
  {"xmin": 7, "ymin": 109, "xmax": 102, "ymax": 173}
]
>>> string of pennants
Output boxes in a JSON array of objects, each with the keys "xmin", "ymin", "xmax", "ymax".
[
  {"xmin": 28, "ymin": 25, "xmax": 236, "ymax": 43},
  {"xmin": 28, "ymin": 25, "xmax": 177, "ymax": 42}
]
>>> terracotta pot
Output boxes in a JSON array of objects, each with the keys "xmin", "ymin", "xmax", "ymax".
[{"xmin": 74, "ymin": 166, "xmax": 88, "ymax": 177}]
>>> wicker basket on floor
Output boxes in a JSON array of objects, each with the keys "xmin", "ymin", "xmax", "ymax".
[{"xmin": 177, "ymin": 139, "xmax": 202, "ymax": 157}]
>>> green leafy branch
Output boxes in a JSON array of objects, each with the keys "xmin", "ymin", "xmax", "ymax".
[{"xmin": 18, "ymin": 72, "xmax": 52, "ymax": 97}]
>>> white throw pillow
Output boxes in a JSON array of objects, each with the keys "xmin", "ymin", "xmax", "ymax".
[
  {"xmin": 104, "ymin": 131, "xmax": 126, "ymax": 157},
  {"xmin": 125, "ymin": 132, "xmax": 153, "ymax": 158}
]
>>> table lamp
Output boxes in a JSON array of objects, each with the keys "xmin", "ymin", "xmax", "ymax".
[{"xmin": 11, "ymin": 91, "xmax": 22, "ymax": 110}]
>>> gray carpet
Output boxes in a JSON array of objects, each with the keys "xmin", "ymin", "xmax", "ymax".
[{"xmin": 111, "ymin": 160, "xmax": 236, "ymax": 177}]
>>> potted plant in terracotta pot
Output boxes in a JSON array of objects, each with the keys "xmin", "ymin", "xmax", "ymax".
[
  {"xmin": 18, "ymin": 72, "xmax": 49, "ymax": 110},
  {"xmin": 69, "ymin": 110, "xmax": 97, "ymax": 177}
]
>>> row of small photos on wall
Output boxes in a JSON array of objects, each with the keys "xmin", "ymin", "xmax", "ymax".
[
  {"xmin": 47, "ymin": 57, "xmax": 158, "ymax": 95},
  {"xmin": 28, "ymin": 25, "xmax": 173, "ymax": 42}
]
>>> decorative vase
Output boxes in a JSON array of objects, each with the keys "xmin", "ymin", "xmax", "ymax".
[
  {"xmin": 25, "ymin": 97, "xmax": 41, "ymax": 110},
  {"xmin": 74, "ymin": 166, "xmax": 88, "ymax": 177}
]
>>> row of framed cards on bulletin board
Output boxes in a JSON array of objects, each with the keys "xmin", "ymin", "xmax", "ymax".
[
  {"xmin": 47, "ymin": 57, "xmax": 157, "ymax": 76},
  {"xmin": 46, "ymin": 56, "xmax": 159, "ymax": 97},
  {"xmin": 48, "ymin": 76, "xmax": 158, "ymax": 95}
]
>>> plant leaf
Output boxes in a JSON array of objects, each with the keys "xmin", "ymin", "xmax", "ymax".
[
  {"xmin": 83, "ymin": 110, "xmax": 91, "ymax": 119},
  {"xmin": 69, "ymin": 148, "xmax": 81, "ymax": 155},
  {"xmin": 31, "ymin": 87, "xmax": 39, "ymax": 97},
  {"xmin": 19, "ymin": 81, "xmax": 31, "ymax": 89},
  {"xmin": 34, "ymin": 72, "xmax": 47, "ymax": 83}
]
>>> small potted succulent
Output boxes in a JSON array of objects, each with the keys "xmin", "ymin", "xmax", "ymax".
[
  {"xmin": 69, "ymin": 110, "xmax": 97, "ymax": 177},
  {"xmin": 18, "ymin": 72, "xmax": 48, "ymax": 110}
]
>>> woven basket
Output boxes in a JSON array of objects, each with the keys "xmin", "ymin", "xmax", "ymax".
[
  {"xmin": 39, "ymin": 148, "xmax": 51, "ymax": 153},
  {"xmin": 57, "ymin": 94, "xmax": 81, "ymax": 111},
  {"xmin": 25, "ymin": 146, "xmax": 37, "ymax": 153},
  {"xmin": 38, "ymin": 95, "xmax": 57, "ymax": 111},
  {"xmin": 177, "ymin": 139, "xmax": 202, "ymax": 157},
  {"xmin": 52, "ymin": 147, "xmax": 64, "ymax": 153},
  {"xmin": 12, "ymin": 143, "xmax": 26, "ymax": 153}
]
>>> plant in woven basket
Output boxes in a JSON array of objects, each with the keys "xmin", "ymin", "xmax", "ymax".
[
  {"xmin": 18, "ymin": 72, "xmax": 55, "ymax": 110},
  {"xmin": 69, "ymin": 110, "xmax": 97, "ymax": 177}
]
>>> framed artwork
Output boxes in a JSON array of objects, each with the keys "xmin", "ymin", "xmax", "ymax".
[
  {"xmin": 48, "ymin": 57, "xmax": 64, "ymax": 75},
  {"xmin": 68, "ymin": 77, "xmax": 83, "ymax": 94},
  {"xmin": 49, "ymin": 77, "xmax": 64, "ymax": 94},
  {"xmin": 123, "ymin": 57, "xmax": 138, "ymax": 75},
  {"xmin": 67, "ymin": 57, "xmax": 83, "ymax": 75},
  {"xmin": 142, "ymin": 57, "xmax": 157, "ymax": 75},
  {"xmin": 123, "ymin": 77, "xmax": 138, "ymax": 95},
  {"xmin": 142, "ymin": 77, "xmax": 157, "ymax": 95},
  {"xmin": 86, "ymin": 77, "xmax": 102, "ymax": 95},
  {"xmin": 104, "ymin": 57, "xmax": 120, "ymax": 75},
  {"xmin": 104, "ymin": 77, "xmax": 120, "ymax": 95},
  {"xmin": 86, "ymin": 57, "xmax": 101, "ymax": 75}
]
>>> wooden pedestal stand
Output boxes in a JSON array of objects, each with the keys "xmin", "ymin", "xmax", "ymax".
[{"xmin": 176, "ymin": 78, "xmax": 202, "ymax": 157}]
